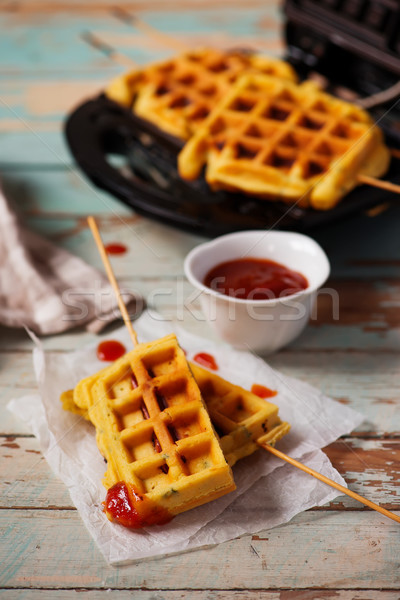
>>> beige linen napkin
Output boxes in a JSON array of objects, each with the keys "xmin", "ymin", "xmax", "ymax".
[{"xmin": 0, "ymin": 186, "xmax": 143, "ymax": 335}]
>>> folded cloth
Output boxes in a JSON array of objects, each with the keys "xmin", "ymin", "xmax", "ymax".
[{"xmin": 0, "ymin": 185, "xmax": 143, "ymax": 335}]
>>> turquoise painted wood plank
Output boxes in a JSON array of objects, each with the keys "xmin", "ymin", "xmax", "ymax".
[
  {"xmin": 2, "ymin": 169, "xmax": 400, "ymax": 277},
  {"xmin": 1, "ymin": 437, "xmax": 73, "ymax": 508},
  {"xmin": 0, "ymin": 6, "xmax": 284, "ymax": 72},
  {"xmin": 1, "ymin": 510, "xmax": 399, "ymax": 588},
  {"xmin": 2, "ymin": 168, "xmax": 400, "ymax": 274},
  {"xmin": 1, "ymin": 592, "xmax": 400, "ymax": 600},
  {"xmin": 0, "ymin": 4, "xmax": 284, "ymax": 170},
  {"xmin": 3, "ymin": 0, "xmax": 277, "ymax": 6},
  {"xmin": 0, "ymin": 75, "xmax": 105, "ymax": 167},
  {"xmin": 0, "ymin": 14, "xmax": 160, "ymax": 72},
  {"xmin": 311, "ymin": 208, "xmax": 400, "ymax": 280},
  {"xmin": 1, "ymin": 169, "xmax": 132, "ymax": 217},
  {"xmin": 0, "ymin": 76, "xmax": 106, "ymax": 126},
  {"xmin": 1, "ymin": 291, "xmax": 400, "ymax": 355},
  {"xmin": 1, "ymin": 270, "xmax": 400, "ymax": 349},
  {"xmin": 1, "ymin": 436, "xmax": 399, "ymax": 509},
  {"xmin": 0, "ymin": 135, "xmax": 72, "ymax": 166},
  {"xmin": 269, "ymin": 351, "xmax": 400, "ymax": 436}
]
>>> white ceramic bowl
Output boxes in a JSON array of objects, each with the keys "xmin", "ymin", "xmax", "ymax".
[{"xmin": 184, "ymin": 230, "xmax": 330, "ymax": 354}]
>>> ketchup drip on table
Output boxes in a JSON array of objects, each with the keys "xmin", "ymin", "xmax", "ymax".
[
  {"xmin": 97, "ymin": 340, "xmax": 126, "ymax": 362},
  {"xmin": 251, "ymin": 384, "xmax": 277, "ymax": 399},
  {"xmin": 104, "ymin": 482, "xmax": 172, "ymax": 529},
  {"xmin": 104, "ymin": 243, "xmax": 128, "ymax": 255},
  {"xmin": 193, "ymin": 352, "xmax": 218, "ymax": 371},
  {"xmin": 204, "ymin": 257, "xmax": 308, "ymax": 300}
]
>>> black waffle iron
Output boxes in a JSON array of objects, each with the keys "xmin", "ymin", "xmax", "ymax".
[{"xmin": 65, "ymin": 0, "xmax": 400, "ymax": 235}]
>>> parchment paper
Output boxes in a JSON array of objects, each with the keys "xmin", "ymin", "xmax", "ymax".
[{"xmin": 8, "ymin": 311, "xmax": 364, "ymax": 564}]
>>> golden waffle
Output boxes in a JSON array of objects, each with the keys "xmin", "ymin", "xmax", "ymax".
[
  {"xmin": 61, "ymin": 334, "xmax": 235, "ymax": 528},
  {"xmin": 62, "ymin": 353, "xmax": 290, "ymax": 498},
  {"xmin": 106, "ymin": 48, "xmax": 297, "ymax": 140},
  {"xmin": 189, "ymin": 363, "xmax": 290, "ymax": 467},
  {"xmin": 178, "ymin": 74, "xmax": 390, "ymax": 209}
]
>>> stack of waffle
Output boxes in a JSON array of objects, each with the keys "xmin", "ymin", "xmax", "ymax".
[
  {"xmin": 106, "ymin": 47, "xmax": 297, "ymax": 140},
  {"xmin": 106, "ymin": 48, "xmax": 390, "ymax": 210},
  {"xmin": 61, "ymin": 336, "xmax": 290, "ymax": 528},
  {"xmin": 61, "ymin": 334, "xmax": 237, "ymax": 527},
  {"xmin": 178, "ymin": 74, "xmax": 390, "ymax": 209}
]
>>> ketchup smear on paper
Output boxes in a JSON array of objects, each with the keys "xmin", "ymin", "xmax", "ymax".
[
  {"xmin": 193, "ymin": 352, "xmax": 218, "ymax": 370},
  {"xmin": 97, "ymin": 340, "xmax": 126, "ymax": 362},
  {"xmin": 251, "ymin": 384, "xmax": 277, "ymax": 399},
  {"xmin": 105, "ymin": 243, "xmax": 128, "ymax": 255}
]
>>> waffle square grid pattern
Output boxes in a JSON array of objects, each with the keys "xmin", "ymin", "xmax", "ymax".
[
  {"xmin": 189, "ymin": 363, "xmax": 290, "ymax": 467},
  {"xmin": 106, "ymin": 48, "xmax": 297, "ymax": 140},
  {"xmin": 178, "ymin": 73, "xmax": 390, "ymax": 209},
  {"xmin": 61, "ymin": 341, "xmax": 290, "ymax": 526},
  {"xmin": 69, "ymin": 334, "xmax": 235, "ymax": 520}
]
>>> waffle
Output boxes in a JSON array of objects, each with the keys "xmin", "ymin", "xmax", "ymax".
[
  {"xmin": 105, "ymin": 48, "xmax": 297, "ymax": 140},
  {"xmin": 189, "ymin": 363, "xmax": 290, "ymax": 466},
  {"xmin": 62, "ymin": 351, "xmax": 290, "ymax": 511},
  {"xmin": 178, "ymin": 73, "xmax": 390, "ymax": 209},
  {"xmin": 61, "ymin": 333, "xmax": 235, "ymax": 528}
]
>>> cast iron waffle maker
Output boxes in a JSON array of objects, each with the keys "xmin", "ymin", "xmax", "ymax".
[{"xmin": 65, "ymin": 1, "xmax": 400, "ymax": 236}]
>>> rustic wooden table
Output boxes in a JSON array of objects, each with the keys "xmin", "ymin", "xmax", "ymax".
[{"xmin": 1, "ymin": 1, "xmax": 400, "ymax": 598}]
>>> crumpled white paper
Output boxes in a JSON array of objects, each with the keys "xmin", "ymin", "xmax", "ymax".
[{"xmin": 8, "ymin": 311, "xmax": 364, "ymax": 564}]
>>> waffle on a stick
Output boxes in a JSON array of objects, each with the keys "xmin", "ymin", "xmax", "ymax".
[
  {"xmin": 61, "ymin": 334, "xmax": 235, "ymax": 528},
  {"xmin": 62, "ymin": 353, "xmax": 290, "ymax": 520},
  {"xmin": 189, "ymin": 363, "xmax": 290, "ymax": 467},
  {"xmin": 178, "ymin": 74, "xmax": 390, "ymax": 209},
  {"xmin": 105, "ymin": 48, "xmax": 297, "ymax": 140}
]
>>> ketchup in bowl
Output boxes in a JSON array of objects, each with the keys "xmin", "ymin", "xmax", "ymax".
[{"xmin": 204, "ymin": 257, "xmax": 308, "ymax": 300}]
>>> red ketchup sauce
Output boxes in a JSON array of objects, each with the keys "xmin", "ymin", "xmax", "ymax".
[
  {"xmin": 105, "ymin": 243, "xmax": 128, "ymax": 255},
  {"xmin": 97, "ymin": 340, "xmax": 126, "ymax": 362},
  {"xmin": 251, "ymin": 384, "xmax": 277, "ymax": 399},
  {"xmin": 204, "ymin": 257, "xmax": 308, "ymax": 300},
  {"xmin": 104, "ymin": 481, "xmax": 172, "ymax": 529},
  {"xmin": 193, "ymin": 352, "xmax": 218, "ymax": 370}
]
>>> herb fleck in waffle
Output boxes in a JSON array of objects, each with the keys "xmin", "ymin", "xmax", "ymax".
[
  {"xmin": 178, "ymin": 74, "xmax": 390, "ymax": 209},
  {"xmin": 106, "ymin": 48, "xmax": 297, "ymax": 140},
  {"xmin": 61, "ymin": 334, "xmax": 235, "ymax": 528}
]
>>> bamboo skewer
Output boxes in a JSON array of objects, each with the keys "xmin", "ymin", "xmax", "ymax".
[
  {"xmin": 112, "ymin": 7, "xmax": 188, "ymax": 52},
  {"xmin": 357, "ymin": 174, "xmax": 400, "ymax": 196},
  {"xmin": 88, "ymin": 216, "xmax": 400, "ymax": 525},
  {"xmin": 390, "ymin": 147, "xmax": 400, "ymax": 160},
  {"xmin": 87, "ymin": 216, "xmax": 139, "ymax": 347},
  {"xmin": 262, "ymin": 444, "xmax": 400, "ymax": 524},
  {"xmin": 81, "ymin": 31, "xmax": 138, "ymax": 68}
]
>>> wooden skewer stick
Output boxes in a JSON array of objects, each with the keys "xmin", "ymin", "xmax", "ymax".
[
  {"xmin": 112, "ymin": 7, "xmax": 188, "ymax": 52},
  {"xmin": 390, "ymin": 147, "xmax": 400, "ymax": 160},
  {"xmin": 81, "ymin": 31, "xmax": 138, "ymax": 68},
  {"xmin": 262, "ymin": 443, "xmax": 400, "ymax": 524},
  {"xmin": 88, "ymin": 218, "xmax": 400, "ymax": 525},
  {"xmin": 87, "ymin": 216, "xmax": 139, "ymax": 347},
  {"xmin": 358, "ymin": 174, "xmax": 400, "ymax": 196}
]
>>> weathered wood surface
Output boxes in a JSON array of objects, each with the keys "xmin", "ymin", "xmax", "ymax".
[
  {"xmin": 3, "ymin": 595, "xmax": 400, "ymax": 600},
  {"xmin": 1, "ymin": 0, "xmax": 400, "ymax": 597},
  {"xmin": 1, "ymin": 510, "xmax": 400, "ymax": 590}
]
